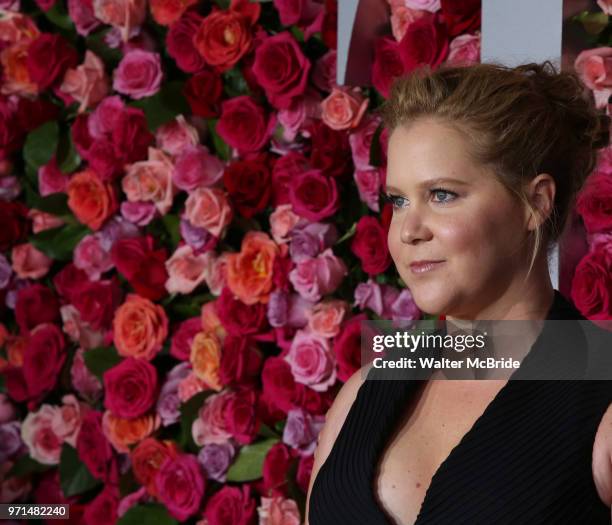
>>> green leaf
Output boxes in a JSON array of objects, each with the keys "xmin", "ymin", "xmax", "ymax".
[
  {"xmin": 179, "ymin": 390, "xmax": 213, "ymax": 452},
  {"xmin": 213, "ymin": 0, "xmax": 230, "ymax": 8},
  {"xmin": 59, "ymin": 444, "xmax": 102, "ymax": 497},
  {"xmin": 29, "ymin": 223, "xmax": 89, "ymax": 261},
  {"xmin": 23, "ymin": 121, "xmax": 59, "ymax": 172},
  {"xmin": 290, "ymin": 26, "xmax": 305, "ymax": 42},
  {"xmin": 225, "ymin": 437, "xmax": 279, "ymax": 482},
  {"xmin": 30, "ymin": 192, "xmax": 70, "ymax": 216},
  {"xmin": 161, "ymin": 214, "xmax": 180, "ymax": 250},
  {"xmin": 57, "ymin": 131, "xmax": 81, "ymax": 174},
  {"xmin": 44, "ymin": 1, "xmax": 75, "ymax": 31},
  {"xmin": 258, "ymin": 423, "xmax": 280, "ymax": 439},
  {"xmin": 207, "ymin": 119, "xmax": 231, "ymax": 161},
  {"xmin": 118, "ymin": 504, "xmax": 178, "ymax": 525},
  {"xmin": 6, "ymin": 455, "xmax": 52, "ymax": 479},
  {"xmin": 574, "ymin": 10, "xmax": 609, "ymax": 35},
  {"xmin": 130, "ymin": 81, "xmax": 191, "ymax": 131},
  {"xmin": 369, "ymin": 122, "xmax": 384, "ymax": 168},
  {"xmin": 86, "ymin": 29, "xmax": 122, "ymax": 66},
  {"xmin": 222, "ymin": 67, "xmax": 250, "ymax": 98},
  {"xmin": 335, "ymin": 222, "xmax": 356, "ymax": 246},
  {"xmin": 274, "ymin": 420, "xmax": 286, "ymax": 434},
  {"xmin": 83, "ymin": 346, "xmax": 122, "ymax": 381}
]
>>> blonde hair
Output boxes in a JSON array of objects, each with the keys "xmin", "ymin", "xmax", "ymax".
[{"xmin": 378, "ymin": 61, "xmax": 609, "ymax": 280}]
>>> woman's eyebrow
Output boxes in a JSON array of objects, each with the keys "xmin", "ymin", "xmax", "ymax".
[{"xmin": 385, "ymin": 177, "xmax": 469, "ymax": 193}]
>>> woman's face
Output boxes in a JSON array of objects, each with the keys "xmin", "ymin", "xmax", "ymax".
[{"xmin": 386, "ymin": 117, "xmax": 532, "ymax": 318}]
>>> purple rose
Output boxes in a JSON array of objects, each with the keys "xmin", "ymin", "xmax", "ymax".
[
  {"xmin": 197, "ymin": 442, "xmax": 235, "ymax": 482},
  {"xmin": 0, "ymin": 421, "xmax": 24, "ymax": 463},
  {"xmin": 113, "ymin": 50, "xmax": 163, "ymax": 99},
  {"xmin": 289, "ymin": 222, "xmax": 338, "ymax": 262},
  {"xmin": 157, "ymin": 363, "xmax": 190, "ymax": 426},
  {"xmin": 180, "ymin": 220, "xmax": 216, "ymax": 252},
  {"xmin": 282, "ymin": 408, "xmax": 325, "ymax": 456},
  {"xmin": 0, "ymin": 254, "xmax": 12, "ymax": 289},
  {"xmin": 391, "ymin": 288, "xmax": 421, "ymax": 326},
  {"xmin": 267, "ymin": 290, "xmax": 289, "ymax": 327}
]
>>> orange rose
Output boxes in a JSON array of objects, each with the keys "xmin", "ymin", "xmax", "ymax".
[
  {"xmin": 226, "ymin": 231, "xmax": 279, "ymax": 305},
  {"xmin": 113, "ymin": 294, "xmax": 169, "ymax": 360},
  {"xmin": 6, "ymin": 335, "xmax": 26, "ymax": 367},
  {"xmin": 307, "ymin": 299, "xmax": 349, "ymax": 338},
  {"xmin": 150, "ymin": 0, "xmax": 197, "ymax": 26},
  {"xmin": 102, "ymin": 410, "xmax": 159, "ymax": 453},
  {"xmin": 193, "ymin": 0, "xmax": 260, "ymax": 72},
  {"xmin": 189, "ymin": 331, "xmax": 222, "ymax": 390},
  {"xmin": 67, "ymin": 169, "xmax": 118, "ymax": 231},
  {"xmin": 130, "ymin": 437, "xmax": 178, "ymax": 497},
  {"xmin": 200, "ymin": 301, "xmax": 227, "ymax": 344},
  {"xmin": 0, "ymin": 42, "xmax": 38, "ymax": 97}
]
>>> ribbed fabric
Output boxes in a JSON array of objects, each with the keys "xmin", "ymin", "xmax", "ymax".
[{"xmin": 308, "ymin": 290, "xmax": 612, "ymax": 524}]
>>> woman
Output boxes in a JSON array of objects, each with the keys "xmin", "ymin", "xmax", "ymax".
[{"xmin": 305, "ymin": 61, "xmax": 612, "ymax": 524}]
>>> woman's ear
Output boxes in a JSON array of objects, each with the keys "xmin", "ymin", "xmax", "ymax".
[{"xmin": 524, "ymin": 173, "xmax": 556, "ymax": 232}]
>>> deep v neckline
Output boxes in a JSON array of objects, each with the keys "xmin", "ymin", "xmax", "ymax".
[{"xmin": 370, "ymin": 289, "xmax": 582, "ymax": 525}]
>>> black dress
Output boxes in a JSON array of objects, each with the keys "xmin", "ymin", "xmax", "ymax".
[{"xmin": 308, "ymin": 290, "xmax": 612, "ymax": 524}]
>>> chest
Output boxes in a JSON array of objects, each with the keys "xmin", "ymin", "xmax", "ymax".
[{"xmin": 372, "ymin": 379, "xmax": 509, "ymax": 525}]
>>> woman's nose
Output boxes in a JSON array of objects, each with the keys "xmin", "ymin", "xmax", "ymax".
[{"xmin": 400, "ymin": 208, "xmax": 431, "ymax": 244}]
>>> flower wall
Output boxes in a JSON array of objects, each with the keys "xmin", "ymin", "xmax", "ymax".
[{"xmin": 13, "ymin": 0, "xmax": 612, "ymax": 524}]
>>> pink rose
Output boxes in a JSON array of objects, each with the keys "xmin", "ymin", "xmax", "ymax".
[
  {"xmin": 93, "ymin": 0, "xmax": 147, "ymax": 42},
  {"xmin": 51, "ymin": 394, "xmax": 86, "ymax": 447},
  {"xmin": 354, "ymin": 168, "xmax": 383, "ymax": 212},
  {"xmin": 113, "ymin": 49, "xmax": 163, "ymax": 99},
  {"xmin": 155, "ymin": 454, "xmax": 205, "ymax": 522},
  {"xmin": 349, "ymin": 115, "xmax": 384, "ymax": 170},
  {"xmin": 74, "ymin": 234, "xmax": 114, "ymax": 281},
  {"xmin": 204, "ymin": 252, "xmax": 229, "ymax": 296},
  {"xmin": 21, "ymin": 405, "xmax": 63, "ymax": 465},
  {"xmin": 38, "ymin": 157, "xmax": 70, "ymax": 196},
  {"xmin": 172, "ymin": 144, "xmax": 224, "ymax": 191},
  {"xmin": 68, "ymin": 0, "xmax": 101, "ymax": 36},
  {"xmin": 258, "ymin": 496, "xmax": 301, "ymax": 525},
  {"xmin": 307, "ymin": 299, "xmax": 348, "ymax": 338},
  {"xmin": 122, "ymin": 147, "xmax": 175, "ymax": 215},
  {"xmin": 598, "ymin": 0, "xmax": 612, "ymax": 15},
  {"xmin": 575, "ymin": 47, "xmax": 612, "ymax": 108},
  {"xmin": 155, "ymin": 115, "xmax": 199, "ymax": 157},
  {"xmin": 60, "ymin": 50, "xmax": 109, "ymax": 112},
  {"xmin": 446, "ymin": 31, "xmax": 480, "ymax": 66},
  {"xmin": 103, "ymin": 357, "xmax": 158, "ymax": 419},
  {"xmin": 269, "ymin": 204, "xmax": 301, "ymax": 244},
  {"xmin": 165, "ymin": 245, "xmax": 212, "ymax": 294},
  {"xmin": 405, "ymin": 0, "xmax": 440, "ymax": 12},
  {"xmin": 11, "ymin": 243, "xmax": 52, "ymax": 280},
  {"xmin": 29, "ymin": 210, "xmax": 64, "ymax": 234},
  {"xmin": 217, "ymin": 95, "xmax": 277, "ymax": 154},
  {"xmin": 252, "ymin": 31, "xmax": 311, "ymax": 110},
  {"xmin": 391, "ymin": 6, "xmax": 428, "ymax": 42},
  {"xmin": 70, "ymin": 348, "xmax": 103, "ymax": 403},
  {"xmin": 88, "ymin": 95, "xmax": 124, "ymax": 139},
  {"xmin": 184, "ymin": 187, "xmax": 233, "ymax": 238},
  {"xmin": 61, "ymin": 306, "xmax": 106, "ymax": 351},
  {"xmin": 277, "ymin": 88, "xmax": 322, "ymax": 142},
  {"xmin": 289, "ymin": 248, "xmax": 347, "ymax": 302},
  {"xmin": 178, "ymin": 371, "xmax": 207, "ymax": 402},
  {"xmin": 120, "ymin": 201, "xmax": 157, "ymax": 225},
  {"xmin": 321, "ymin": 86, "xmax": 369, "ymax": 130},
  {"xmin": 0, "ymin": 394, "xmax": 16, "ymax": 423},
  {"xmin": 312, "ymin": 50, "xmax": 337, "ymax": 92},
  {"xmin": 192, "ymin": 391, "xmax": 233, "ymax": 446},
  {"xmin": 284, "ymin": 329, "xmax": 336, "ymax": 391}
]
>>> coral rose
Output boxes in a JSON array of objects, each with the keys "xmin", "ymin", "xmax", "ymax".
[{"xmin": 67, "ymin": 169, "xmax": 118, "ymax": 231}]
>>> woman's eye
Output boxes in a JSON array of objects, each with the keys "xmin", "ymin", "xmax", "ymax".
[
  {"xmin": 431, "ymin": 188, "xmax": 458, "ymax": 203},
  {"xmin": 384, "ymin": 193, "xmax": 408, "ymax": 209}
]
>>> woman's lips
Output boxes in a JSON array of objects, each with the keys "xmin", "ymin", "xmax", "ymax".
[{"xmin": 409, "ymin": 260, "xmax": 445, "ymax": 274}]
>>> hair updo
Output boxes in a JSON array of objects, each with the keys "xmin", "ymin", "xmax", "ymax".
[{"xmin": 378, "ymin": 61, "xmax": 610, "ymax": 278}]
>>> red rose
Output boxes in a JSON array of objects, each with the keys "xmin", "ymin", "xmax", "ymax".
[
  {"xmin": 293, "ymin": 383, "xmax": 333, "ymax": 415},
  {"xmin": 351, "ymin": 216, "xmax": 392, "ymax": 275},
  {"xmin": 155, "ymin": 453, "xmax": 205, "ymax": 522},
  {"xmin": 86, "ymin": 139, "xmax": 124, "ymax": 181},
  {"xmin": 34, "ymin": 0, "xmax": 56, "ymax": 10},
  {"xmin": 23, "ymin": 323, "xmax": 66, "ymax": 403},
  {"xmin": 72, "ymin": 278, "xmax": 123, "ymax": 331},
  {"xmin": 16, "ymin": 93, "xmax": 59, "ymax": 132},
  {"xmin": 26, "ymin": 34, "xmax": 78, "ymax": 91},
  {"xmin": 262, "ymin": 443, "xmax": 292, "ymax": 496},
  {"xmin": 322, "ymin": 0, "xmax": 337, "ymax": 50},
  {"xmin": 0, "ymin": 200, "xmax": 30, "ymax": 251},
  {"xmin": 576, "ymin": 172, "xmax": 612, "ymax": 234},
  {"xmin": 262, "ymin": 356, "xmax": 296, "ymax": 414},
  {"xmin": 372, "ymin": 36, "xmax": 405, "ymax": 98},
  {"xmin": 223, "ymin": 154, "xmax": 273, "ymax": 218},
  {"xmin": 83, "ymin": 485, "xmax": 119, "ymax": 525},
  {"xmin": 167, "ymin": 10, "xmax": 206, "ymax": 73},
  {"xmin": 71, "ymin": 113, "xmax": 94, "ymax": 160},
  {"xmin": 272, "ymin": 251, "xmax": 294, "ymax": 292},
  {"xmin": 252, "ymin": 31, "xmax": 311, "ymax": 110},
  {"xmin": 203, "ymin": 485, "xmax": 257, "ymax": 525},
  {"xmin": 216, "ymin": 286, "xmax": 269, "ymax": 336},
  {"xmin": 271, "ymin": 152, "xmax": 309, "ymax": 207},
  {"xmin": 76, "ymin": 411, "xmax": 116, "ymax": 482},
  {"xmin": 170, "ymin": 317, "xmax": 202, "ymax": 361},
  {"xmin": 0, "ymin": 97, "xmax": 24, "ymax": 160},
  {"xmin": 183, "ymin": 68, "xmax": 223, "ymax": 118},
  {"xmin": 53, "ymin": 263, "xmax": 90, "ymax": 303},
  {"xmin": 398, "ymin": 12, "xmax": 449, "ymax": 73},
  {"xmin": 380, "ymin": 201, "xmax": 393, "ymax": 234},
  {"xmin": 308, "ymin": 119, "xmax": 352, "ymax": 178},
  {"xmin": 104, "ymin": 357, "xmax": 158, "ymax": 418},
  {"xmin": 224, "ymin": 389, "xmax": 259, "ymax": 444},
  {"xmin": 217, "ymin": 95, "xmax": 276, "ymax": 154},
  {"xmin": 219, "ymin": 335, "xmax": 263, "ymax": 387},
  {"xmin": 441, "ymin": 0, "xmax": 481, "ymax": 37},
  {"xmin": 111, "ymin": 107, "xmax": 154, "ymax": 166},
  {"xmin": 15, "ymin": 283, "xmax": 60, "ymax": 334},
  {"xmin": 571, "ymin": 246, "xmax": 612, "ymax": 320},
  {"xmin": 297, "ymin": 453, "xmax": 314, "ymax": 493},
  {"xmin": 289, "ymin": 169, "xmax": 340, "ymax": 222},
  {"xmin": 333, "ymin": 313, "xmax": 367, "ymax": 382},
  {"xmin": 194, "ymin": 0, "xmax": 260, "ymax": 72},
  {"xmin": 111, "ymin": 235, "xmax": 168, "ymax": 301}
]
